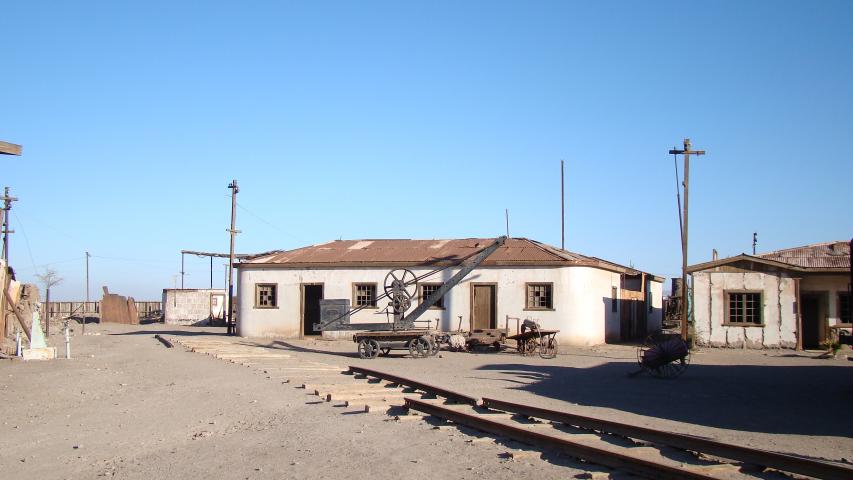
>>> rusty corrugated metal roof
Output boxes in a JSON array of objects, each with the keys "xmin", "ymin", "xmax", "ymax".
[
  {"xmin": 757, "ymin": 241, "xmax": 850, "ymax": 269},
  {"xmin": 240, "ymin": 237, "xmax": 633, "ymax": 271}
]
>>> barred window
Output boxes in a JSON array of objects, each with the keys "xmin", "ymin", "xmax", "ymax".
[
  {"xmin": 727, "ymin": 292, "xmax": 762, "ymax": 325},
  {"xmin": 526, "ymin": 283, "xmax": 553, "ymax": 310},
  {"xmin": 255, "ymin": 284, "xmax": 277, "ymax": 308},
  {"xmin": 353, "ymin": 283, "xmax": 377, "ymax": 307},
  {"xmin": 420, "ymin": 283, "xmax": 444, "ymax": 309}
]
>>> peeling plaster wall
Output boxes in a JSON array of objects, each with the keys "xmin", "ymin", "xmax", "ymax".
[
  {"xmin": 692, "ymin": 271, "xmax": 797, "ymax": 348},
  {"xmin": 236, "ymin": 265, "xmax": 645, "ymax": 346}
]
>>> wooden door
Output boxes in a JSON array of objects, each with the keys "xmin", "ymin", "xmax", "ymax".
[{"xmin": 472, "ymin": 285, "xmax": 496, "ymax": 330}]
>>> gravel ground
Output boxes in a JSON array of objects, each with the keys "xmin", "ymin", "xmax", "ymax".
[{"xmin": 2, "ymin": 322, "xmax": 852, "ymax": 479}]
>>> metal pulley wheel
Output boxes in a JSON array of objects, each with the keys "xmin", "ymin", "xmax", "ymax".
[
  {"xmin": 358, "ymin": 338, "xmax": 381, "ymax": 359},
  {"xmin": 384, "ymin": 269, "xmax": 417, "ymax": 302}
]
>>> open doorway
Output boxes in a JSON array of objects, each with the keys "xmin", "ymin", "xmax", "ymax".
[
  {"xmin": 801, "ymin": 293, "xmax": 826, "ymax": 349},
  {"xmin": 302, "ymin": 284, "xmax": 323, "ymax": 336}
]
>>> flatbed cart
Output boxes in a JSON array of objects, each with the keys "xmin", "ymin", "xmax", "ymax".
[
  {"xmin": 354, "ymin": 330, "xmax": 443, "ymax": 359},
  {"xmin": 507, "ymin": 328, "xmax": 559, "ymax": 359}
]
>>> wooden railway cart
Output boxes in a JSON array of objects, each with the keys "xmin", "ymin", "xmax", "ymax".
[{"xmin": 508, "ymin": 328, "xmax": 559, "ymax": 359}]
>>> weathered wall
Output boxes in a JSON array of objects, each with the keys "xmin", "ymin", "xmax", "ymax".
[
  {"xmin": 162, "ymin": 289, "xmax": 225, "ymax": 325},
  {"xmin": 235, "ymin": 265, "xmax": 652, "ymax": 346},
  {"xmin": 692, "ymin": 271, "xmax": 797, "ymax": 348}
]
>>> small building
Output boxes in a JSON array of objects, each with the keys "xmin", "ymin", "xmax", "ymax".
[
  {"xmin": 235, "ymin": 238, "xmax": 663, "ymax": 346},
  {"xmin": 688, "ymin": 241, "xmax": 851, "ymax": 349},
  {"xmin": 162, "ymin": 288, "xmax": 226, "ymax": 326}
]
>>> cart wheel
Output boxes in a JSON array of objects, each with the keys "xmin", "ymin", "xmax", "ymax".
[
  {"xmin": 539, "ymin": 336, "xmax": 558, "ymax": 359},
  {"xmin": 408, "ymin": 336, "xmax": 430, "ymax": 358},
  {"xmin": 524, "ymin": 338, "xmax": 538, "ymax": 356},
  {"xmin": 358, "ymin": 339, "xmax": 381, "ymax": 359}
]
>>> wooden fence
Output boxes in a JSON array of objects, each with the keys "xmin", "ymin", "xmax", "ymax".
[{"xmin": 41, "ymin": 301, "xmax": 162, "ymax": 319}]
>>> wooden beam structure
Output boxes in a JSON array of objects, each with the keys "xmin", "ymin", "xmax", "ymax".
[{"xmin": 0, "ymin": 141, "xmax": 22, "ymax": 156}]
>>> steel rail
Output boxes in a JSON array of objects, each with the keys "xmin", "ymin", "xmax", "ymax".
[
  {"xmin": 481, "ymin": 397, "xmax": 853, "ymax": 480},
  {"xmin": 348, "ymin": 366, "xmax": 478, "ymax": 406},
  {"xmin": 404, "ymin": 398, "xmax": 715, "ymax": 480}
]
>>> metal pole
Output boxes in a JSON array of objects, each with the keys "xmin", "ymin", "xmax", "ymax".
[
  {"xmin": 84, "ymin": 251, "xmax": 90, "ymax": 335},
  {"xmin": 181, "ymin": 252, "xmax": 185, "ymax": 289},
  {"xmin": 227, "ymin": 180, "xmax": 240, "ymax": 335},
  {"xmin": 45, "ymin": 287, "xmax": 50, "ymax": 337},
  {"xmin": 681, "ymin": 144, "xmax": 690, "ymax": 341},
  {"xmin": 505, "ymin": 209, "xmax": 509, "ymax": 237},
  {"xmin": 561, "ymin": 159, "xmax": 565, "ymax": 250},
  {"xmin": 210, "ymin": 256, "xmax": 213, "ymax": 289}
]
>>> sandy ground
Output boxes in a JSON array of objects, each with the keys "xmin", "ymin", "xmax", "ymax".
[{"xmin": 2, "ymin": 323, "xmax": 852, "ymax": 479}]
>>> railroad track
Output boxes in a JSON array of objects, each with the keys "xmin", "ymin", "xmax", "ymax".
[
  {"xmin": 167, "ymin": 337, "xmax": 852, "ymax": 479},
  {"xmin": 336, "ymin": 366, "xmax": 852, "ymax": 480}
]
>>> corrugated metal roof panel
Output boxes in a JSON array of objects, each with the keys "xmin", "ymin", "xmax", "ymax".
[
  {"xmin": 757, "ymin": 240, "xmax": 850, "ymax": 270},
  {"xmin": 241, "ymin": 237, "xmax": 613, "ymax": 268}
]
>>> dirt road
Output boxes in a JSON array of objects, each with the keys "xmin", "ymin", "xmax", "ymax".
[{"xmin": 2, "ymin": 323, "xmax": 852, "ymax": 479}]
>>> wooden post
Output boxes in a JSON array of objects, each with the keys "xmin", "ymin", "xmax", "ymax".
[{"xmin": 669, "ymin": 139, "xmax": 706, "ymax": 342}]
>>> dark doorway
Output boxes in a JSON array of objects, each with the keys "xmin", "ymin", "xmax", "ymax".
[
  {"xmin": 302, "ymin": 284, "xmax": 323, "ymax": 336},
  {"xmin": 472, "ymin": 284, "xmax": 496, "ymax": 330},
  {"xmin": 801, "ymin": 294, "xmax": 822, "ymax": 349}
]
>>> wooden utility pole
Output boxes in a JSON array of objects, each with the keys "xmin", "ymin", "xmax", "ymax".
[
  {"xmin": 561, "ymin": 159, "xmax": 565, "ymax": 250},
  {"xmin": 226, "ymin": 180, "xmax": 240, "ymax": 335},
  {"xmin": 1, "ymin": 187, "xmax": 18, "ymax": 263},
  {"xmin": 0, "ymin": 141, "xmax": 21, "ymax": 340},
  {"xmin": 669, "ymin": 139, "xmax": 705, "ymax": 341}
]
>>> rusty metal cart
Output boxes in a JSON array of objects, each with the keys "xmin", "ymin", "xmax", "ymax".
[
  {"xmin": 507, "ymin": 328, "xmax": 559, "ymax": 359},
  {"xmin": 634, "ymin": 331, "xmax": 690, "ymax": 378}
]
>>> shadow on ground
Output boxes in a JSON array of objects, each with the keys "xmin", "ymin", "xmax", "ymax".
[{"xmin": 476, "ymin": 362, "xmax": 853, "ymax": 437}]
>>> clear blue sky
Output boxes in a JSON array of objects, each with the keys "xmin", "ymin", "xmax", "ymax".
[{"xmin": 2, "ymin": 1, "xmax": 851, "ymax": 300}]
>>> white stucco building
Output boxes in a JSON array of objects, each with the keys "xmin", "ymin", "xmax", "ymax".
[
  {"xmin": 688, "ymin": 241, "xmax": 851, "ymax": 349},
  {"xmin": 235, "ymin": 238, "xmax": 663, "ymax": 346}
]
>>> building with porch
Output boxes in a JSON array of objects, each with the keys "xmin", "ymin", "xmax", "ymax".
[
  {"xmin": 234, "ymin": 237, "xmax": 663, "ymax": 346},
  {"xmin": 688, "ymin": 240, "xmax": 851, "ymax": 349}
]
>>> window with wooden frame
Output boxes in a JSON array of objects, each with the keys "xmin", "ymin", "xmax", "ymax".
[
  {"xmin": 353, "ymin": 283, "xmax": 377, "ymax": 307},
  {"xmin": 725, "ymin": 291, "xmax": 762, "ymax": 325},
  {"xmin": 255, "ymin": 283, "xmax": 277, "ymax": 308},
  {"xmin": 839, "ymin": 293, "xmax": 851, "ymax": 324},
  {"xmin": 526, "ymin": 283, "xmax": 553, "ymax": 310},
  {"xmin": 419, "ymin": 283, "xmax": 445, "ymax": 309}
]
